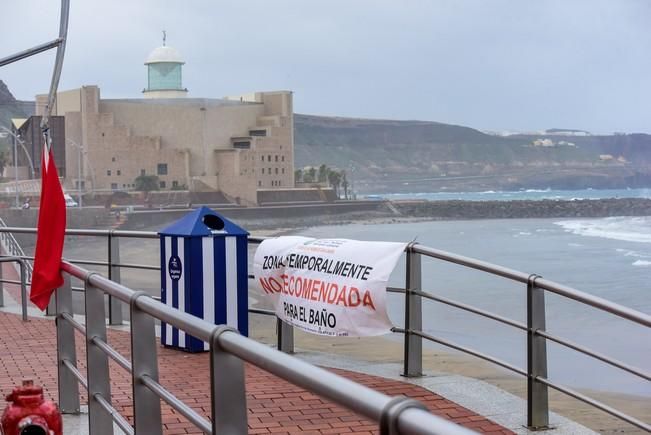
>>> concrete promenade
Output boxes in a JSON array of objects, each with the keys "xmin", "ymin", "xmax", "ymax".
[{"xmin": 0, "ymin": 262, "xmax": 513, "ymax": 434}]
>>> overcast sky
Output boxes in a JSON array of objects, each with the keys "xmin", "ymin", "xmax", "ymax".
[{"xmin": 1, "ymin": 0, "xmax": 650, "ymax": 134}]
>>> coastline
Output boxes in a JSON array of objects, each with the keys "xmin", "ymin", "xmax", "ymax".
[{"xmin": 249, "ymin": 220, "xmax": 650, "ymax": 434}]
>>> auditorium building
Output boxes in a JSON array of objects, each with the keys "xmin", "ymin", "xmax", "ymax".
[{"xmin": 35, "ymin": 43, "xmax": 294, "ymax": 206}]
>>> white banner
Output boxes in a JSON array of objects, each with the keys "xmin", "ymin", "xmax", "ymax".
[{"xmin": 254, "ymin": 237, "xmax": 406, "ymax": 337}]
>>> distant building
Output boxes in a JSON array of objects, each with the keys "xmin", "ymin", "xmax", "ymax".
[{"xmin": 36, "ymin": 42, "xmax": 294, "ymax": 205}]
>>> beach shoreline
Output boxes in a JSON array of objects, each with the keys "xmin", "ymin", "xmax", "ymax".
[{"xmin": 248, "ymin": 222, "xmax": 650, "ymax": 434}]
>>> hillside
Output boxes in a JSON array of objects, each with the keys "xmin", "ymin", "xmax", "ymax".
[{"xmin": 294, "ymin": 114, "xmax": 651, "ymax": 193}]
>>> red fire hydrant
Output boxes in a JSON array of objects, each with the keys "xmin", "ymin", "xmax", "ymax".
[{"xmin": 1, "ymin": 380, "xmax": 62, "ymax": 435}]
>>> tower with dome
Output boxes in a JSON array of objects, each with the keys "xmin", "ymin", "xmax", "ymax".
[{"xmin": 143, "ymin": 32, "xmax": 188, "ymax": 98}]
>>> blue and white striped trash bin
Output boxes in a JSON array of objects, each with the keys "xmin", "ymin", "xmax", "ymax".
[{"xmin": 159, "ymin": 206, "xmax": 249, "ymax": 352}]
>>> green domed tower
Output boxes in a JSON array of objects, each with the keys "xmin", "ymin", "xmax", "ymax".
[{"xmin": 143, "ymin": 34, "xmax": 188, "ymax": 98}]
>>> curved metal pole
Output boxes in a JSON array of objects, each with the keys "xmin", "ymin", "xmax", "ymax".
[
  {"xmin": 41, "ymin": 0, "xmax": 70, "ymax": 134},
  {"xmin": 0, "ymin": 127, "xmax": 36, "ymax": 179}
]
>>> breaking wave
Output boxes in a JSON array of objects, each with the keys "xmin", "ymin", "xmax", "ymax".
[{"xmin": 554, "ymin": 217, "xmax": 651, "ymax": 244}]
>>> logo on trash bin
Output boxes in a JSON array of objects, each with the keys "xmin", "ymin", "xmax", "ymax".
[{"xmin": 168, "ymin": 255, "xmax": 182, "ymax": 281}]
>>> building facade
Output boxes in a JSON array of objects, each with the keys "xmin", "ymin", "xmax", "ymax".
[{"xmin": 35, "ymin": 44, "xmax": 294, "ymax": 205}]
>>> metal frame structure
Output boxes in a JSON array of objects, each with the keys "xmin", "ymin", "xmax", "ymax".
[{"xmin": 0, "ymin": 226, "xmax": 649, "ymax": 432}]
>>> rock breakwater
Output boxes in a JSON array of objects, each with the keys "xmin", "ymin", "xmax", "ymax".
[{"xmin": 392, "ymin": 198, "xmax": 651, "ymax": 220}]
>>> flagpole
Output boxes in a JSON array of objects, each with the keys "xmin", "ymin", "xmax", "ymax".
[{"xmin": 41, "ymin": 0, "xmax": 71, "ymax": 145}]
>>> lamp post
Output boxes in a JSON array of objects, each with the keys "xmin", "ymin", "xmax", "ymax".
[
  {"xmin": 349, "ymin": 164, "xmax": 356, "ymax": 200},
  {"xmin": 0, "ymin": 126, "xmax": 36, "ymax": 208},
  {"xmin": 67, "ymin": 139, "xmax": 95, "ymax": 207},
  {"xmin": 0, "ymin": 127, "xmax": 35, "ymax": 179},
  {"xmin": 13, "ymin": 131, "xmax": 19, "ymax": 208}
]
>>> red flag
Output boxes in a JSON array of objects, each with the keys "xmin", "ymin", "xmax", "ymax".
[{"xmin": 30, "ymin": 143, "xmax": 66, "ymax": 310}]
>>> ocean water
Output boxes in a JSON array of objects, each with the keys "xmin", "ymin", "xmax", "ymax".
[
  {"xmin": 372, "ymin": 187, "xmax": 651, "ymax": 202},
  {"xmin": 297, "ymin": 216, "xmax": 651, "ymax": 396}
]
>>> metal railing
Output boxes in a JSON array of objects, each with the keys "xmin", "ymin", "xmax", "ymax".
[
  {"xmin": 0, "ymin": 217, "xmax": 33, "ymax": 284},
  {"xmin": 52, "ymin": 261, "xmax": 472, "ymax": 435},
  {"xmin": 0, "ymin": 256, "xmax": 28, "ymax": 321},
  {"xmin": 0, "ymin": 226, "xmax": 649, "ymax": 432},
  {"xmin": 397, "ymin": 244, "xmax": 650, "ymax": 431}
]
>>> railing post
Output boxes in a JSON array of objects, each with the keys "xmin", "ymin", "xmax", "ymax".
[
  {"xmin": 403, "ymin": 244, "xmax": 422, "ymax": 377},
  {"xmin": 130, "ymin": 291, "xmax": 163, "ymax": 435},
  {"xmin": 19, "ymin": 260, "xmax": 27, "ymax": 321},
  {"xmin": 0, "ymin": 258, "xmax": 4, "ymax": 307},
  {"xmin": 527, "ymin": 274, "xmax": 550, "ymax": 430},
  {"xmin": 108, "ymin": 232, "xmax": 123, "ymax": 325},
  {"xmin": 210, "ymin": 326, "xmax": 248, "ymax": 434},
  {"xmin": 46, "ymin": 291, "xmax": 56, "ymax": 317},
  {"xmin": 276, "ymin": 318, "xmax": 294, "ymax": 353},
  {"xmin": 56, "ymin": 274, "xmax": 80, "ymax": 413},
  {"xmin": 85, "ymin": 278, "xmax": 113, "ymax": 434}
]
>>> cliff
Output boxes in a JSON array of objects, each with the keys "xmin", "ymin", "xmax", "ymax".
[{"xmin": 294, "ymin": 114, "xmax": 651, "ymax": 193}]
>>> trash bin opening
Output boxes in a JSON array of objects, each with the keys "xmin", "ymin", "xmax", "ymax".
[{"xmin": 203, "ymin": 214, "xmax": 225, "ymax": 230}]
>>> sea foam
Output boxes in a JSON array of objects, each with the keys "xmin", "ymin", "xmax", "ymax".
[{"xmin": 555, "ymin": 217, "xmax": 651, "ymax": 244}]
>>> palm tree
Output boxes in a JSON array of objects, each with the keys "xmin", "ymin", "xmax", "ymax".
[
  {"xmin": 341, "ymin": 171, "xmax": 349, "ymax": 200},
  {"xmin": 327, "ymin": 169, "xmax": 341, "ymax": 198},
  {"xmin": 307, "ymin": 167, "xmax": 317, "ymax": 183},
  {"xmin": 318, "ymin": 164, "xmax": 328, "ymax": 182}
]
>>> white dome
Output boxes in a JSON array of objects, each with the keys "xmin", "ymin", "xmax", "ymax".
[{"xmin": 145, "ymin": 46, "xmax": 184, "ymax": 64}]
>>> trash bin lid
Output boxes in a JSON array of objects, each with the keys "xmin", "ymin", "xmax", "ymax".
[{"xmin": 159, "ymin": 206, "xmax": 248, "ymax": 237}]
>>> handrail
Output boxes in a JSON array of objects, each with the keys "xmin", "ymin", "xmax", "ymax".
[
  {"xmin": 0, "ymin": 225, "xmax": 648, "ymax": 431},
  {"xmin": 410, "ymin": 244, "xmax": 651, "ymax": 327},
  {"xmin": 59, "ymin": 261, "xmax": 475, "ymax": 435}
]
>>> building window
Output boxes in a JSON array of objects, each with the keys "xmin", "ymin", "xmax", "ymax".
[
  {"xmin": 275, "ymin": 155, "xmax": 278, "ymax": 162},
  {"xmin": 111, "ymin": 157, "xmax": 116, "ymax": 162},
  {"xmin": 249, "ymin": 129, "xmax": 267, "ymax": 137},
  {"xmin": 159, "ymin": 181, "xmax": 166, "ymax": 188},
  {"xmin": 278, "ymin": 180, "xmax": 282, "ymax": 187},
  {"xmin": 261, "ymin": 168, "xmax": 265, "ymax": 174},
  {"xmin": 282, "ymin": 168, "xmax": 285, "ymax": 174},
  {"xmin": 267, "ymin": 155, "xmax": 271, "ymax": 162},
  {"xmin": 107, "ymin": 170, "xmax": 111, "ymax": 176},
  {"xmin": 281, "ymin": 156, "xmax": 285, "ymax": 162},
  {"xmin": 140, "ymin": 169, "xmax": 146, "ymax": 176},
  {"xmin": 261, "ymin": 156, "xmax": 264, "ymax": 161},
  {"xmin": 117, "ymin": 170, "xmax": 121, "ymax": 176},
  {"xmin": 268, "ymin": 168, "xmax": 271, "ymax": 175},
  {"xmin": 157, "ymin": 163, "xmax": 168, "ymax": 175},
  {"xmin": 258, "ymin": 181, "xmax": 262, "ymax": 187},
  {"xmin": 233, "ymin": 141, "xmax": 251, "ymax": 149},
  {"xmin": 275, "ymin": 168, "xmax": 279, "ymax": 174},
  {"xmin": 111, "ymin": 183, "xmax": 118, "ymax": 190},
  {"xmin": 172, "ymin": 181, "xmax": 178, "ymax": 188}
]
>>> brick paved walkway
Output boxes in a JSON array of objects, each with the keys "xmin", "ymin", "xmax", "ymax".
[{"xmin": 0, "ymin": 263, "xmax": 513, "ymax": 434}]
